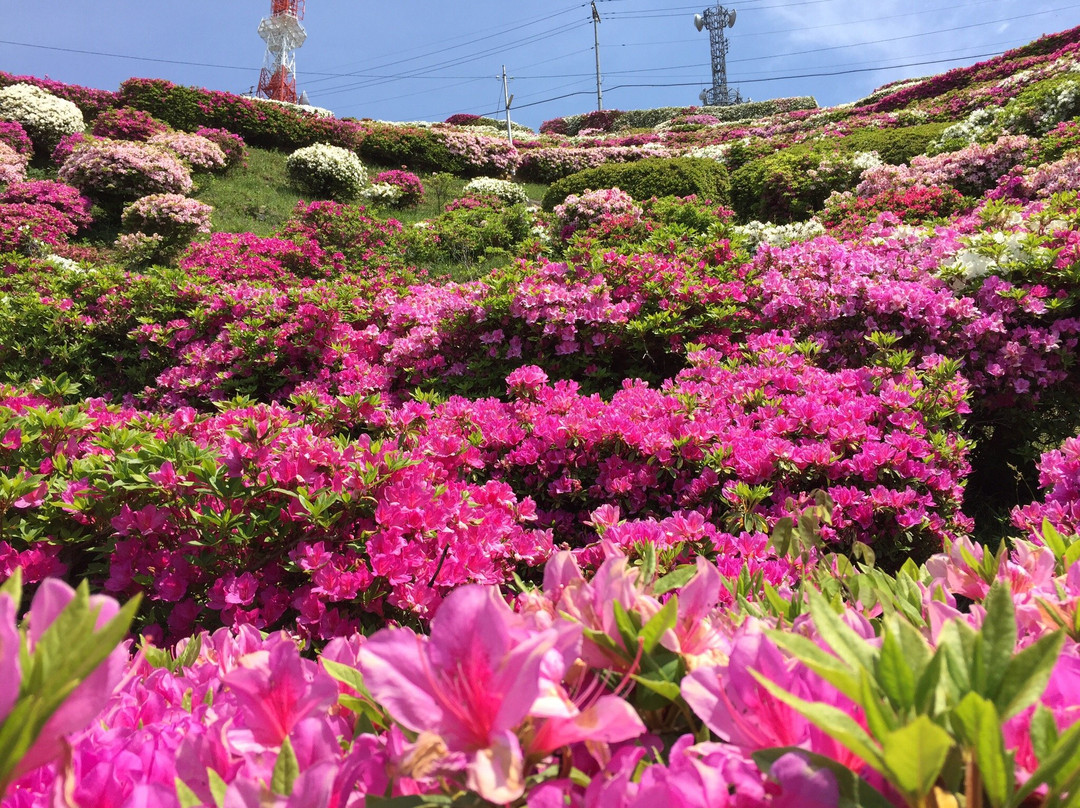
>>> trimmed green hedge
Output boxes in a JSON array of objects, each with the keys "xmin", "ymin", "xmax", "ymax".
[
  {"xmin": 542, "ymin": 157, "xmax": 730, "ymax": 210},
  {"xmin": 838, "ymin": 122, "xmax": 952, "ymax": 164},
  {"xmin": 729, "ymin": 145, "xmax": 864, "ymax": 224}
]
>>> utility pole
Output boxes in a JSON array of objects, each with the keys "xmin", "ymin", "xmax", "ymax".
[
  {"xmin": 501, "ymin": 65, "xmax": 514, "ymax": 147},
  {"xmin": 591, "ymin": 1, "xmax": 603, "ymax": 111}
]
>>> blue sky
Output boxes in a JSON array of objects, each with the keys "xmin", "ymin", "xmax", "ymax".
[{"xmin": 1, "ymin": 0, "xmax": 1076, "ymax": 129}]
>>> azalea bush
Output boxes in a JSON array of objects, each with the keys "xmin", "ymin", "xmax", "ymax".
[
  {"xmin": 0, "ymin": 143, "xmax": 27, "ymax": 187},
  {"xmin": 0, "ymin": 121, "xmax": 32, "ymax": 157},
  {"xmin": 148, "ymin": 130, "xmax": 227, "ymax": 173},
  {"xmin": 90, "ymin": 106, "xmax": 169, "ymax": 142},
  {"xmin": 120, "ymin": 192, "xmax": 212, "ymax": 261},
  {"xmin": 58, "ymin": 138, "xmax": 193, "ymax": 209},
  {"xmin": 364, "ymin": 169, "xmax": 424, "ymax": 208},
  {"xmin": 462, "ymin": 176, "xmax": 529, "ymax": 205},
  {"xmin": 0, "ymin": 83, "xmax": 84, "ymax": 154},
  {"xmin": 193, "ymin": 126, "xmax": 247, "ymax": 170},
  {"xmin": 285, "ymin": 142, "xmax": 367, "ymax": 201}
]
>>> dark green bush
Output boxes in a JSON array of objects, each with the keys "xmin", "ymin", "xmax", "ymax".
[
  {"xmin": 729, "ymin": 145, "xmax": 864, "ymax": 224},
  {"xmin": 542, "ymin": 158, "xmax": 730, "ymax": 211},
  {"xmin": 838, "ymin": 122, "xmax": 951, "ymax": 164}
]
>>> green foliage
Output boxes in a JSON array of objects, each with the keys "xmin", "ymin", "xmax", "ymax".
[
  {"xmin": 403, "ymin": 197, "xmax": 534, "ymax": 272},
  {"xmin": 838, "ymin": 122, "xmax": 952, "ymax": 164},
  {"xmin": 0, "ymin": 256, "xmax": 190, "ymax": 396},
  {"xmin": 542, "ymin": 157, "xmax": 730, "ymax": 211},
  {"xmin": 729, "ymin": 143, "xmax": 865, "ymax": 223},
  {"xmin": 756, "ymin": 581, "xmax": 1080, "ymax": 808},
  {"xmin": 0, "ymin": 572, "xmax": 141, "ymax": 794}
]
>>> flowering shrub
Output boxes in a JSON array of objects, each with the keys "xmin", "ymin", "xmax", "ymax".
[
  {"xmin": 437, "ymin": 128, "xmax": 519, "ymax": 176},
  {"xmin": 90, "ymin": 106, "xmax": 168, "ymax": 141},
  {"xmin": 553, "ymin": 187, "xmax": 643, "ymax": 241},
  {"xmin": 518, "ymin": 144, "xmax": 669, "ymax": 184},
  {"xmin": 1013, "ymin": 433, "xmax": 1080, "ymax": 539},
  {"xmin": 121, "ymin": 193, "xmax": 212, "ymax": 246},
  {"xmin": 286, "ymin": 142, "xmax": 367, "ymax": 201},
  {"xmin": 193, "ymin": 126, "xmax": 247, "ymax": 170},
  {"xmin": 0, "ymin": 83, "xmax": 84, "ymax": 154},
  {"xmin": 0, "ymin": 180, "xmax": 92, "ymax": 229},
  {"xmin": 50, "ymin": 131, "xmax": 86, "ymax": 165},
  {"xmin": 821, "ymin": 184, "xmax": 966, "ymax": 235},
  {"xmin": 147, "ymin": 130, "xmax": 227, "ymax": 173},
  {"xmin": 462, "ymin": 176, "xmax": 529, "ymax": 205},
  {"xmin": 0, "ymin": 70, "xmax": 116, "ymax": 118},
  {"xmin": 0, "ymin": 121, "xmax": 31, "ymax": 157},
  {"xmin": 58, "ymin": 138, "xmax": 193, "ymax": 208},
  {"xmin": 0, "ymin": 143, "xmax": 27, "ymax": 187},
  {"xmin": 0, "ymin": 202, "xmax": 80, "ymax": 253},
  {"xmin": 369, "ymin": 169, "xmax": 424, "ymax": 207},
  {"xmin": 857, "ymin": 134, "xmax": 1035, "ymax": 198}
]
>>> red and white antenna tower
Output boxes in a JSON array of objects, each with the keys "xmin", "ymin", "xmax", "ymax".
[{"xmin": 256, "ymin": 0, "xmax": 307, "ymax": 103}]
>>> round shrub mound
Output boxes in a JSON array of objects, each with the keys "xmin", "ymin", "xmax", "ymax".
[
  {"xmin": 366, "ymin": 169, "xmax": 424, "ymax": 208},
  {"xmin": 0, "ymin": 180, "xmax": 92, "ymax": 229},
  {"xmin": 286, "ymin": 142, "xmax": 367, "ymax": 201},
  {"xmin": 148, "ymin": 131, "xmax": 227, "ymax": 173},
  {"xmin": 463, "ymin": 177, "xmax": 530, "ymax": 205},
  {"xmin": 0, "ymin": 142, "xmax": 28, "ymax": 186},
  {"xmin": 58, "ymin": 138, "xmax": 193, "ymax": 208},
  {"xmin": 542, "ymin": 157, "xmax": 730, "ymax": 211},
  {"xmin": 0, "ymin": 120, "xmax": 32, "ymax": 156},
  {"xmin": 193, "ymin": 127, "xmax": 247, "ymax": 170},
  {"xmin": 91, "ymin": 106, "xmax": 169, "ymax": 142},
  {"xmin": 121, "ymin": 192, "xmax": 212, "ymax": 242},
  {"xmin": 0, "ymin": 83, "xmax": 84, "ymax": 154}
]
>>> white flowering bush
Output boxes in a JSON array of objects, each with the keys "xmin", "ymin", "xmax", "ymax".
[
  {"xmin": 932, "ymin": 108, "xmax": 1003, "ymax": 150},
  {"xmin": 147, "ymin": 131, "xmax": 227, "ymax": 173},
  {"xmin": 734, "ymin": 218, "xmax": 826, "ymax": 253},
  {"xmin": 0, "ymin": 83, "xmax": 84, "ymax": 154},
  {"xmin": 59, "ymin": 139, "xmax": 193, "ymax": 209},
  {"xmin": 286, "ymin": 143, "xmax": 367, "ymax": 201},
  {"xmin": 462, "ymin": 177, "xmax": 530, "ymax": 205},
  {"xmin": 360, "ymin": 182, "xmax": 403, "ymax": 206}
]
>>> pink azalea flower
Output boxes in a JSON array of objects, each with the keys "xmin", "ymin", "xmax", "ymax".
[{"xmin": 359, "ymin": 585, "xmax": 580, "ymax": 804}]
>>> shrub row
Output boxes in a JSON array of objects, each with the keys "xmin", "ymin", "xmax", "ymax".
[
  {"xmin": 542, "ymin": 156, "xmax": 731, "ymax": 210},
  {"xmin": 540, "ymin": 97, "xmax": 818, "ymax": 135}
]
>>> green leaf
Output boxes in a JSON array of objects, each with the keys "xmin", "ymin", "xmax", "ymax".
[
  {"xmin": 880, "ymin": 716, "xmax": 954, "ymax": 802},
  {"xmin": 174, "ymin": 634, "xmax": 203, "ymax": 672},
  {"xmin": 321, "ymin": 658, "xmax": 366, "ymax": 694},
  {"xmin": 1042, "ymin": 518, "xmax": 1067, "ymax": 560},
  {"xmin": 175, "ymin": 778, "xmax": 201, "ymax": 808},
  {"xmin": 953, "ymin": 694, "xmax": 1010, "ymax": 808},
  {"xmin": 752, "ymin": 671, "xmax": 885, "ymax": 774},
  {"xmin": 914, "ymin": 648, "xmax": 946, "ymax": 715},
  {"xmin": 207, "ymin": 768, "xmax": 227, "ymax": 808},
  {"xmin": 995, "ymin": 631, "xmax": 1065, "ymax": 720},
  {"xmin": 653, "ymin": 564, "xmax": 697, "ymax": 595},
  {"xmin": 1031, "ymin": 703, "xmax": 1060, "ymax": 764},
  {"xmin": 939, "ymin": 619, "xmax": 979, "ymax": 696},
  {"xmin": 640, "ymin": 596, "xmax": 678, "ymax": 655},
  {"xmin": 981, "ymin": 583, "xmax": 1018, "ymax": 698},
  {"xmin": 877, "ymin": 626, "xmax": 917, "ymax": 712},
  {"xmin": 807, "ymin": 589, "xmax": 876, "ymax": 673},
  {"xmin": 766, "ymin": 630, "xmax": 861, "ymax": 702},
  {"xmin": 364, "ymin": 795, "xmax": 456, "ymax": 807},
  {"xmin": 753, "ymin": 748, "xmax": 896, "ymax": 808},
  {"xmin": 271, "ymin": 735, "xmax": 300, "ymax": 796},
  {"xmin": 629, "ymin": 674, "xmax": 681, "ymax": 702}
]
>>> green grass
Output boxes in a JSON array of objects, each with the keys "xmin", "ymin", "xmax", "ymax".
[{"xmin": 193, "ymin": 148, "xmax": 302, "ymax": 237}]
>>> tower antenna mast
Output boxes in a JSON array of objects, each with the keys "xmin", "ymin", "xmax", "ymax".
[
  {"xmin": 693, "ymin": 4, "xmax": 744, "ymax": 106},
  {"xmin": 257, "ymin": 0, "xmax": 307, "ymax": 103}
]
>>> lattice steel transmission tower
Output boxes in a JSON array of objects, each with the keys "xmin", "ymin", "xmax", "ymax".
[
  {"xmin": 257, "ymin": 0, "xmax": 307, "ymax": 103},
  {"xmin": 693, "ymin": 4, "xmax": 744, "ymax": 106}
]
